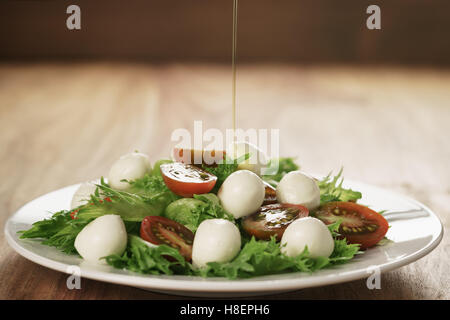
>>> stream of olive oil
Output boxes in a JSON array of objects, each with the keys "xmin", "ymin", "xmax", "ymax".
[{"xmin": 231, "ymin": 0, "xmax": 238, "ymax": 135}]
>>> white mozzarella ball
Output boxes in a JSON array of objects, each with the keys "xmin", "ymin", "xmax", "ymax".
[
  {"xmin": 108, "ymin": 152, "xmax": 151, "ymax": 190},
  {"xmin": 226, "ymin": 141, "xmax": 268, "ymax": 175},
  {"xmin": 71, "ymin": 181, "xmax": 99, "ymax": 209},
  {"xmin": 192, "ymin": 219, "xmax": 241, "ymax": 269},
  {"xmin": 276, "ymin": 171, "xmax": 320, "ymax": 210},
  {"xmin": 281, "ymin": 217, "xmax": 334, "ymax": 258},
  {"xmin": 217, "ymin": 170, "xmax": 265, "ymax": 219},
  {"xmin": 74, "ymin": 215, "xmax": 127, "ymax": 263}
]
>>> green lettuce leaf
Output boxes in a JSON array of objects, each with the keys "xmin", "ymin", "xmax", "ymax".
[
  {"xmin": 198, "ymin": 237, "xmax": 294, "ymax": 278},
  {"xmin": 18, "ymin": 210, "xmax": 72, "ymax": 240},
  {"xmin": 201, "ymin": 154, "xmax": 250, "ymax": 192},
  {"xmin": 262, "ymin": 157, "xmax": 299, "ymax": 187},
  {"xmin": 19, "ymin": 208, "xmax": 142, "ymax": 254},
  {"xmin": 318, "ymin": 169, "xmax": 362, "ymax": 204},
  {"xmin": 75, "ymin": 182, "xmax": 177, "ymax": 222},
  {"xmin": 19, "ymin": 175, "xmax": 177, "ymax": 254},
  {"xmin": 164, "ymin": 193, "xmax": 234, "ymax": 232},
  {"xmin": 150, "ymin": 159, "xmax": 173, "ymax": 178},
  {"xmin": 123, "ymin": 173, "xmax": 178, "ymax": 199},
  {"xmin": 104, "ymin": 235, "xmax": 192, "ymax": 275},
  {"xmin": 164, "ymin": 198, "xmax": 206, "ymax": 232},
  {"xmin": 104, "ymin": 221, "xmax": 361, "ymax": 279},
  {"xmin": 199, "ymin": 222, "xmax": 361, "ymax": 279},
  {"xmin": 19, "ymin": 210, "xmax": 90, "ymax": 254},
  {"xmin": 192, "ymin": 193, "xmax": 234, "ymax": 222}
]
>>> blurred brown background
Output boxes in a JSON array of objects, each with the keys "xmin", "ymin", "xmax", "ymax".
[
  {"xmin": 0, "ymin": 0, "xmax": 449, "ymax": 64},
  {"xmin": 1, "ymin": 1, "xmax": 449, "ymax": 300}
]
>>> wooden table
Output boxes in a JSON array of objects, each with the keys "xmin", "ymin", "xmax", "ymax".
[{"xmin": 0, "ymin": 63, "xmax": 448, "ymax": 299}]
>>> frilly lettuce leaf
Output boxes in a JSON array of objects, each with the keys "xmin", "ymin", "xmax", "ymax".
[
  {"xmin": 104, "ymin": 235, "xmax": 191, "ymax": 275},
  {"xmin": 19, "ymin": 175, "xmax": 178, "ymax": 253},
  {"xmin": 262, "ymin": 157, "xmax": 300, "ymax": 186},
  {"xmin": 109, "ymin": 221, "xmax": 361, "ymax": 279},
  {"xmin": 164, "ymin": 193, "xmax": 233, "ymax": 232},
  {"xmin": 318, "ymin": 169, "xmax": 362, "ymax": 204},
  {"xmin": 199, "ymin": 228, "xmax": 361, "ymax": 279}
]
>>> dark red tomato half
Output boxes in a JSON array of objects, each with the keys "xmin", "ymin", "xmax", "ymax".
[
  {"xmin": 140, "ymin": 216, "xmax": 194, "ymax": 261},
  {"xmin": 262, "ymin": 181, "xmax": 277, "ymax": 205},
  {"xmin": 160, "ymin": 162, "xmax": 217, "ymax": 197},
  {"xmin": 313, "ymin": 202, "xmax": 389, "ymax": 249},
  {"xmin": 242, "ymin": 203, "xmax": 309, "ymax": 241}
]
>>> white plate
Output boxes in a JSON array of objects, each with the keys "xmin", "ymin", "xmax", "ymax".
[{"xmin": 4, "ymin": 179, "xmax": 443, "ymax": 297}]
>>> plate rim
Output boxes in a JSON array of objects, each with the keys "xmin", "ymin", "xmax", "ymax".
[{"xmin": 4, "ymin": 180, "xmax": 444, "ymax": 294}]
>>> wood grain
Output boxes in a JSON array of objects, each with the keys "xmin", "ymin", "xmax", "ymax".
[{"xmin": 0, "ymin": 63, "xmax": 449, "ymax": 299}]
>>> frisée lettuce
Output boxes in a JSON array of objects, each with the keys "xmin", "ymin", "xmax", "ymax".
[
  {"xmin": 103, "ymin": 221, "xmax": 361, "ymax": 279},
  {"xmin": 318, "ymin": 169, "xmax": 362, "ymax": 204},
  {"xmin": 164, "ymin": 193, "xmax": 234, "ymax": 232}
]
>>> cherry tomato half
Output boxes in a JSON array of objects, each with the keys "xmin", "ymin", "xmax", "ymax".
[
  {"xmin": 140, "ymin": 216, "xmax": 194, "ymax": 261},
  {"xmin": 160, "ymin": 162, "xmax": 217, "ymax": 197},
  {"xmin": 313, "ymin": 201, "xmax": 389, "ymax": 249},
  {"xmin": 242, "ymin": 203, "xmax": 309, "ymax": 241},
  {"xmin": 173, "ymin": 148, "xmax": 226, "ymax": 166}
]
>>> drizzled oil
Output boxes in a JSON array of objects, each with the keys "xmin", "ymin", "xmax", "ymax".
[{"xmin": 231, "ymin": 0, "xmax": 238, "ymax": 135}]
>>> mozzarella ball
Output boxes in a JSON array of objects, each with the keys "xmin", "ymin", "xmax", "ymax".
[
  {"xmin": 108, "ymin": 152, "xmax": 151, "ymax": 190},
  {"xmin": 218, "ymin": 170, "xmax": 265, "ymax": 219},
  {"xmin": 192, "ymin": 219, "xmax": 241, "ymax": 268},
  {"xmin": 71, "ymin": 181, "xmax": 99, "ymax": 209},
  {"xmin": 226, "ymin": 141, "xmax": 268, "ymax": 175},
  {"xmin": 281, "ymin": 217, "xmax": 334, "ymax": 258},
  {"xmin": 276, "ymin": 171, "xmax": 320, "ymax": 210},
  {"xmin": 74, "ymin": 215, "xmax": 127, "ymax": 263}
]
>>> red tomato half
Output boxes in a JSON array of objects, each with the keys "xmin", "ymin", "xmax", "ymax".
[
  {"xmin": 313, "ymin": 202, "xmax": 389, "ymax": 249},
  {"xmin": 140, "ymin": 216, "xmax": 194, "ymax": 261},
  {"xmin": 160, "ymin": 162, "xmax": 217, "ymax": 197},
  {"xmin": 242, "ymin": 203, "xmax": 309, "ymax": 241}
]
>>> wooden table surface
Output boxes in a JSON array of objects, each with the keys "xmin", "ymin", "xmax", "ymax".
[{"xmin": 0, "ymin": 62, "xmax": 449, "ymax": 299}]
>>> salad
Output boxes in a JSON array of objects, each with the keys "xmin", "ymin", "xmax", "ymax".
[{"xmin": 19, "ymin": 142, "xmax": 389, "ymax": 279}]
